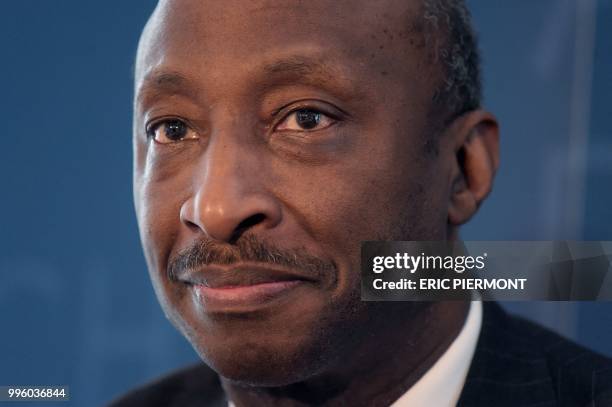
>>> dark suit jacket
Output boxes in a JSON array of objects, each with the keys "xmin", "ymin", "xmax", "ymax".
[{"xmin": 108, "ymin": 303, "xmax": 612, "ymax": 406}]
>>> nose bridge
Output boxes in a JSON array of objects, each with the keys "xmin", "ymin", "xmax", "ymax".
[
  {"xmin": 182, "ymin": 122, "xmax": 280, "ymax": 242},
  {"xmin": 197, "ymin": 134, "xmax": 245, "ymax": 213}
]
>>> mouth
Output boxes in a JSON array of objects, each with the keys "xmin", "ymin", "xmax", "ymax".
[{"xmin": 176, "ymin": 263, "xmax": 317, "ymax": 310}]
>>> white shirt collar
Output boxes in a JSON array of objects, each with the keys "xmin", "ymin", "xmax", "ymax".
[{"xmin": 390, "ymin": 300, "xmax": 483, "ymax": 407}]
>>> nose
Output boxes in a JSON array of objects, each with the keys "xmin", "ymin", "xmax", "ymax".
[{"xmin": 180, "ymin": 138, "xmax": 282, "ymax": 243}]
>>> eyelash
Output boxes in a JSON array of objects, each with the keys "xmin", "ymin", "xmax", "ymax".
[
  {"xmin": 272, "ymin": 102, "xmax": 343, "ymax": 130},
  {"xmin": 145, "ymin": 123, "xmax": 159, "ymax": 139},
  {"xmin": 144, "ymin": 103, "xmax": 343, "ymax": 141},
  {"xmin": 145, "ymin": 118, "xmax": 176, "ymax": 139}
]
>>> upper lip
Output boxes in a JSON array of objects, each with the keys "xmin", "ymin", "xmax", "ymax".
[{"xmin": 175, "ymin": 263, "xmax": 318, "ymax": 288}]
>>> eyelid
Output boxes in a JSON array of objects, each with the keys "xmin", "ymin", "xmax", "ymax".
[
  {"xmin": 145, "ymin": 116, "xmax": 174, "ymax": 136},
  {"xmin": 144, "ymin": 117, "xmax": 201, "ymax": 147},
  {"xmin": 272, "ymin": 99, "xmax": 347, "ymax": 119},
  {"xmin": 271, "ymin": 100, "xmax": 346, "ymax": 131},
  {"xmin": 144, "ymin": 116, "xmax": 192, "ymax": 139}
]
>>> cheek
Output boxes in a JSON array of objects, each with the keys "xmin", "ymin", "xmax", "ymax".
[
  {"xmin": 135, "ymin": 142, "xmax": 200, "ymax": 270},
  {"xmin": 306, "ymin": 172, "xmax": 419, "ymax": 261},
  {"xmin": 134, "ymin": 171, "xmax": 184, "ymax": 286},
  {"xmin": 269, "ymin": 154, "xmax": 439, "ymax": 300},
  {"xmin": 135, "ymin": 176, "xmax": 197, "ymax": 333}
]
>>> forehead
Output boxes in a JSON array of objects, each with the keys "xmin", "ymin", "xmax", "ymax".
[{"xmin": 135, "ymin": 0, "xmax": 427, "ymax": 91}]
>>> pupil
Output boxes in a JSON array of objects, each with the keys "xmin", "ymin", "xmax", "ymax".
[
  {"xmin": 296, "ymin": 110, "xmax": 320, "ymax": 130},
  {"xmin": 165, "ymin": 120, "xmax": 186, "ymax": 140}
]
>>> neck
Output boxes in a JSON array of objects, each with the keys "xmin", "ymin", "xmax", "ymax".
[{"xmin": 222, "ymin": 301, "xmax": 470, "ymax": 407}]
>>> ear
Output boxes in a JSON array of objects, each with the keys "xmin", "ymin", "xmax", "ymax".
[{"xmin": 447, "ymin": 110, "xmax": 499, "ymax": 226}]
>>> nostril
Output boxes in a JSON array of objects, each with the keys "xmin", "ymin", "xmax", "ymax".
[
  {"xmin": 184, "ymin": 219, "xmax": 201, "ymax": 232},
  {"xmin": 229, "ymin": 213, "xmax": 267, "ymax": 243}
]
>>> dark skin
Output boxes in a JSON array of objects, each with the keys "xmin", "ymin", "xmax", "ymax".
[{"xmin": 133, "ymin": 0, "xmax": 499, "ymax": 406}]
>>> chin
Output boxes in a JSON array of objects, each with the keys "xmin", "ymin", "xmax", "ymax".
[
  {"xmin": 192, "ymin": 334, "xmax": 331, "ymax": 387},
  {"xmin": 167, "ymin": 284, "xmax": 367, "ymax": 387}
]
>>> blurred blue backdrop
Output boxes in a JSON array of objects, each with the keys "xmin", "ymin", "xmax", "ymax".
[{"xmin": 0, "ymin": 1, "xmax": 610, "ymax": 406}]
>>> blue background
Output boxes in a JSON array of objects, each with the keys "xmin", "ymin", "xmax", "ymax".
[{"xmin": 0, "ymin": 1, "xmax": 610, "ymax": 405}]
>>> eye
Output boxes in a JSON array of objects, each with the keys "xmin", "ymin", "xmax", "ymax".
[
  {"xmin": 146, "ymin": 119, "xmax": 198, "ymax": 144},
  {"xmin": 276, "ymin": 108, "xmax": 336, "ymax": 132}
]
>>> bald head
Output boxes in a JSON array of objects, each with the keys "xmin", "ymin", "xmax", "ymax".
[{"xmin": 135, "ymin": 0, "xmax": 480, "ymax": 125}]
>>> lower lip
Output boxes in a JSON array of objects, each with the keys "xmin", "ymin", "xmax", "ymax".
[{"xmin": 191, "ymin": 280, "xmax": 304, "ymax": 309}]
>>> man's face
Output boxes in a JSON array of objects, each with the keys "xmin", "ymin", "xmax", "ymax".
[{"xmin": 133, "ymin": 0, "xmax": 455, "ymax": 385}]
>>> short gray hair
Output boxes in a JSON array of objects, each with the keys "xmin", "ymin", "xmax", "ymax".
[{"xmin": 423, "ymin": 0, "xmax": 482, "ymax": 121}]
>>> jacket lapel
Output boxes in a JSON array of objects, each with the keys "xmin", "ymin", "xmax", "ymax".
[{"xmin": 457, "ymin": 302, "xmax": 557, "ymax": 407}]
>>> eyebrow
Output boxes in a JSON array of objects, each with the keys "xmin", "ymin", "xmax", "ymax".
[
  {"xmin": 263, "ymin": 57, "xmax": 333, "ymax": 78},
  {"xmin": 135, "ymin": 70, "xmax": 197, "ymax": 104},
  {"xmin": 136, "ymin": 55, "xmax": 362, "ymax": 106},
  {"xmin": 258, "ymin": 56, "xmax": 361, "ymax": 100},
  {"xmin": 149, "ymin": 71, "xmax": 188, "ymax": 87}
]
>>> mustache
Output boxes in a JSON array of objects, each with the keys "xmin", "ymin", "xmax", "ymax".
[{"xmin": 167, "ymin": 234, "xmax": 336, "ymax": 282}]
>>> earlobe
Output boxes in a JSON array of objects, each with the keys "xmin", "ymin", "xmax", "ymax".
[{"xmin": 448, "ymin": 110, "xmax": 499, "ymax": 226}]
